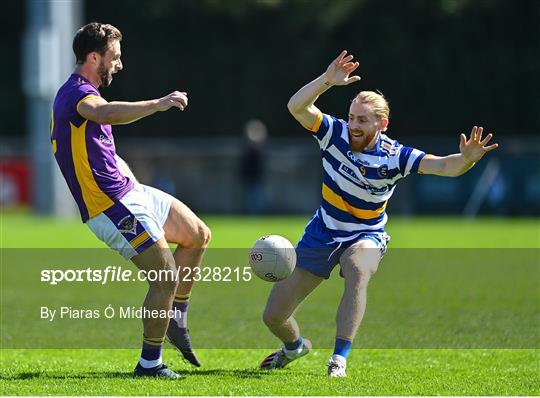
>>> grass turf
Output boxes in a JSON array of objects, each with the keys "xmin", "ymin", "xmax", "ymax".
[
  {"xmin": 0, "ymin": 213, "xmax": 539, "ymax": 395},
  {"xmin": 1, "ymin": 213, "xmax": 539, "ymax": 248},
  {"xmin": 1, "ymin": 349, "xmax": 538, "ymax": 396}
]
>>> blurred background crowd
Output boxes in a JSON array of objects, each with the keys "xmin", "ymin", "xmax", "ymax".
[{"xmin": 1, "ymin": 0, "xmax": 539, "ymax": 217}]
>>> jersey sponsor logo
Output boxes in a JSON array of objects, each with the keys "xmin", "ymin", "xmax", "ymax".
[
  {"xmin": 359, "ymin": 181, "xmax": 389, "ymax": 195},
  {"xmin": 117, "ymin": 216, "xmax": 138, "ymax": 235},
  {"xmin": 346, "ymin": 151, "xmax": 370, "ymax": 166},
  {"xmin": 338, "ymin": 163, "xmax": 362, "ymax": 185},
  {"xmin": 99, "ymin": 134, "xmax": 113, "ymax": 145}
]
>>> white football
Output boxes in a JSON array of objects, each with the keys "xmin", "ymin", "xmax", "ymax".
[{"xmin": 249, "ymin": 235, "xmax": 296, "ymax": 282}]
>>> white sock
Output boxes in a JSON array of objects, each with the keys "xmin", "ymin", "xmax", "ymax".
[{"xmin": 139, "ymin": 356, "xmax": 162, "ymax": 368}]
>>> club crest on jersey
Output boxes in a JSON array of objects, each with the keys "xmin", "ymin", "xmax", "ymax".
[
  {"xmin": 377, "ymin": 165, "xmax": 389, "ymax": 178},
  {"xmin": 338, "ymin": 164, "xmax": 362, "ymax": 185},
  {"xmin": 117, "ymin": 216, "xmax": 138, "ymax": 235}
]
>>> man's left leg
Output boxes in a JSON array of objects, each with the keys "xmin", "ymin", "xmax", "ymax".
[
  {"xmin": 330, "ymin": 239, "xmax": 382, "ymax": 377},
  {"xmin": 163, "ymin": 198, "xmax": 211, "ymax": 367}
]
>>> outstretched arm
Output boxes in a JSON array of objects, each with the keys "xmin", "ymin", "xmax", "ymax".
[
  {"xmin": 77, "ymin": 91, "xmax": 188, "ymax": 125},
  {"xmin": 287, "ymin": 50, "xmax": 361, "ymax": 131},
  {"xmin": 418, "ymin": 126, "xmax": 499, "ymax": 177}
]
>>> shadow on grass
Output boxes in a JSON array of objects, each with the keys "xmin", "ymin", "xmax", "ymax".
[
  {"xmin": 1, "ymin": 371, "xmax": 133, "ymax": 380},
  {"xmin": 180, "ymin": 368, "xmax": 268, "ymax": 379},
  {"xmin": 1, "ymin": 368, "xmax": 270, "ymax": 381}
]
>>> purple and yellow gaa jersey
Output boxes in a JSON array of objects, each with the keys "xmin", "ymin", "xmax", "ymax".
[{"xmin": 50, "ymin": 74, "xmax": 134, "ymax": 222}]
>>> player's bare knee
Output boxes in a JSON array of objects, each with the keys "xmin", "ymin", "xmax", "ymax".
[
  {"xmin": 147, "ymin": 262, "xmax": 179, "ymax": 295},
  {"xmin": 354, "ymin": 264, "xmax": 373, "ymax": 283},
  {"xmin": 151, "ymin": 275, "xmax": 179, "ymax": 297},
  {"xmin": 192, "ymin": 222, "xmax": 211, "ymax": 248},
  {"xmin": 342, "ymin": 260, "xmax": 373, "ymax": 289},
  {"xmin": 341, "ymin": 245, "xmax": 379, "ymax": 281},
  {"xmin": 183, "ymin": 222, "xmax": 211, "ymax": 249},
  {"xmin": 262, "ymin": 312, "xmax": 281, "ymax": 328},
  {"xmin": 199, "ymin": 223, "xmax": 212, "ymax": 247},
  {"xmin": 262, "ymin": 307, "xmax": 285, "ymax": 327}
]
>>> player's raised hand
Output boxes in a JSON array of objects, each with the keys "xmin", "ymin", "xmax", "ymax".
[
  {"xmin": 324, "ymin": 50, "xmax": 361, "ymax": 86},
  {"xmin": 459, "ymin": 126, "xmax": 498, "ymax": 163},
  {"xmin": 156, "ymin": 91, "xmax": 188, "ymax": 111}
]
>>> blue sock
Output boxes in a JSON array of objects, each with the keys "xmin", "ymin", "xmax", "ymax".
[
  {"xmin": 284, "ymin": 337, "xmax": 302, "ymax": 351},
  {"xmin": 333, "ymin": 338, "xmax": 352, "ymax": 359}
]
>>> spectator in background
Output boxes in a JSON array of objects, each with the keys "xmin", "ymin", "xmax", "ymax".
[{"xmin": 240, "ymin": 119, "xmax": 268, "ymax": 214}]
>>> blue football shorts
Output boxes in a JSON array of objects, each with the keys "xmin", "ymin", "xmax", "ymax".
[{"xmin": 296, "ymin": 213, "xmax": 390, "ymax": 279}]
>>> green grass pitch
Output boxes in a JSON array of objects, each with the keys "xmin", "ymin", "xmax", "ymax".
[{"xmin": 0, "ymin": 213, "xmax": 539, "ymax": 395}]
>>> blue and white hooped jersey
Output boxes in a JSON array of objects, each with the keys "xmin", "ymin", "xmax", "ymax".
[{"xmin": 308, "ymin": 112, "xmax": 426, "ymax": 236}]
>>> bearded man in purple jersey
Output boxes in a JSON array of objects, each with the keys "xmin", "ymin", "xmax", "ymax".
[{"xmin": 51, "ymin": 22, "xmax": 208, "ymax": 379}]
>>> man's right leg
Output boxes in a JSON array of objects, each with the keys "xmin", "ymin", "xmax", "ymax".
[
  {"xmin": 131, "ymin": 238, "xmax": 181, "ymax": 379},
  {"xmin": 260, "ymin": 267, "xmax": 323, "ymax": 369},
  {"xmin": 326, "ymin": 239, "xmax": 382, "ymax": 377},
  {"xmin": 163, "ymin": 198, "xmax": 212, "ymax": 367}
]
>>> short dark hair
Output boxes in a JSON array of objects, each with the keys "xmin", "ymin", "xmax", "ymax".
[{"xmin": 73, "ymin": 22, "xmax": 122, "ymax": 64}]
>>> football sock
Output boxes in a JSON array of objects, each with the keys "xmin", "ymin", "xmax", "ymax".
[
  {"xmin": 171, "ymin": 293, "xmax": 190, "ymax": 328},
  {"xmin": 284, "ymin": 337, "xmax": 303, "ymax": 352},
  {"xmin": 139, "ymin": 335, "xmax": 164, "ymax": 368},
  {"xmin": 333, "ymin": 337, "xmax": 352, "ymax": 360}
]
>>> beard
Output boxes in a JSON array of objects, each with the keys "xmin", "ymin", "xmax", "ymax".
[
  {"xmin": 349, "ymin": 128, "xmax": 381, "ymax": 152},
  {"xmin": 97, "ymin": 61, "xmax": 113, "ymax": 87},
  {"xmin": 349, "ymin": 131, "xmax": 371, "ymax": 152}
]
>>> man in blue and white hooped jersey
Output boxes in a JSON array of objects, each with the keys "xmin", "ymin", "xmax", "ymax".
[{"xmin": 259, "ymin": 50, "xmax": 499, "ymax": 377}]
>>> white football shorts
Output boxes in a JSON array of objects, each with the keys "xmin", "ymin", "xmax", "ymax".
[{"xmin": 87, "ymin": 184, "xmax": 174, "ymax": 259}]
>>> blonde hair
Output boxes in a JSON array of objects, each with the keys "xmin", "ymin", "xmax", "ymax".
[{"xmin": 353, "ymin": 90, "xmax": 390, "ymax": 123}]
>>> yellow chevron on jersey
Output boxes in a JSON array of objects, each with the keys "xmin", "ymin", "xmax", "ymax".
[{"xmin": 309, "ymin": 113, "xmax": 426, "ymax": 233}]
